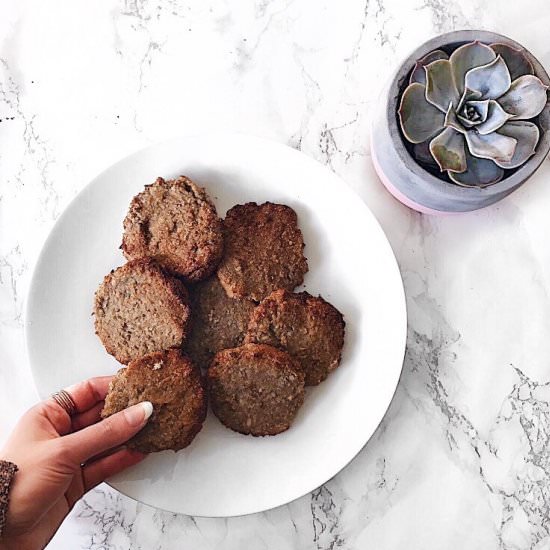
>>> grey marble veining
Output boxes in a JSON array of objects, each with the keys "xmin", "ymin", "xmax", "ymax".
[{"xmin": 2, "ymin": 1, "xmax": 550, "ymax": 548}]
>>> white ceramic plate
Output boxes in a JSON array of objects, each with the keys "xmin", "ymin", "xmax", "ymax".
[{"xmin": 25, "ymin": 134, "xmax": 406, "ymax": 517}]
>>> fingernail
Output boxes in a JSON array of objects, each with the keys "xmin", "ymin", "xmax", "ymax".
[{"xmin": 125, "ymin": 401, "xmax": 154, "ymax": 426}]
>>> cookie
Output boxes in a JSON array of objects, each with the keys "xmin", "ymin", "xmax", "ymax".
[
  {"xmin": 94, "ymin": 259, "xmax": 190, "ymax": 364},
  {"xmin": 207, "ymin": 343, "xmax": 305, "ymax": 436},
  {"xmin": 186, "ymin": 277, "xmax": 256, "ymax": 369},
  {"xmin": 122, "ymin": 176, "xmax": 224, "ymax": 282},
  {"xmin": 101, "ymin": 349, "xmax": 206, "ymax": 452},
  {"xmin": 217, "ymin": 202, "xmax": 308, "ymax": 301},
  {"xmin": 245, "ymin": 289, "xmax": 345, "ymax": 385}
]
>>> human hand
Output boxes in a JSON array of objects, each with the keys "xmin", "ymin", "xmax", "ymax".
[{"xmin": 0, "ymin": 376, "xmax": 152, "ymax": 550}]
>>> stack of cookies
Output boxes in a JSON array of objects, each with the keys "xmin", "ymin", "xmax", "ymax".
[{"xmin": 95, "ymin": 176, "xmax": 345, "ymax": 452}]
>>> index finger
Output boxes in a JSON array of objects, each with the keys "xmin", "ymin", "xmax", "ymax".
[{"xmin": 64, "ymin": 376, "xmax": 114, "ymax": 413}]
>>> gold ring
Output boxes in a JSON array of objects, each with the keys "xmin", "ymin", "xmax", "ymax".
[{"xmin": 51, "ymin": 389, "xmax": 78, "ymax": 416}]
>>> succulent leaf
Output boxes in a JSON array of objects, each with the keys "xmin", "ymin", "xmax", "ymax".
[
  {"xmin": 409, "ymin": 50, "xmax": 449, "ymax": 85},
  {"xmin": 465, "ymin": 100, "xmax": 490, "ymax": 122},
  {"xmin": 456, "ymin": 116, "xmax": 477, "ymax": 128},
  {"xmin": 490, "ymin": 43, "xmax": 534, "ymax": 80},
  {"xmin": 429, "ymin": 127, "xmax": 467, "ymax": 173},
  {"xmin": 444, "ymin": 104, "xmax": 467, "ymax": 133},
  {"xmin": 476, "ymin": 100, "xmax": 512, "ymax": 135},
  {"xmin": 448, "ymin": 149, "xmax": 504, "ymax": 187},
  {"xmin": 449, "ymin": 41, "xmax": 496, "ymax": 95},
  {"xmin": 398, "ymin": 82, "xmax": 446, "ymax": 143},
  {"xmin": 498, "ymin": 75, "xmax": 549, "ymax": 119},
  {"xmin": 425, "ymin": 59, "xmax": 461, "ymax": 112},
  {"xmin": 413, "ymin": 140, "xmax": 439, "ymax": 166},
  {"xmin": 464, "ymin": 56, "xmax": 511, "ymax": 100},
  {"xmin": 457, "ymin": 99, "xmax": 489, "ymax": 128},
  {"xmin": 456, "ymin": 88, "xmax": 483, "ymax": 111},
  {"xmin": 465, "ymin": 129, "xmax": 517, "ymax": 164},
  {"xmin": 494, "ymin": 120, "xmax": 540, "ymax": 168}
]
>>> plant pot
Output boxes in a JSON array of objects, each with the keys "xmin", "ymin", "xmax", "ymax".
[{"xmin": 371, "ymin": 30, "xmax": 550, "ymax": 214}]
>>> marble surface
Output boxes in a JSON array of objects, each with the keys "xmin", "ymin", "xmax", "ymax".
[{"xmin": 1, "ymin": 0, "xmax": 550, "ymax": 548}]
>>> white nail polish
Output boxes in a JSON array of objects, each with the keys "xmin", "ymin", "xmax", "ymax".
[{"xmin": 141, "ymin": 401, "xmax": 154, "ymax": 420}]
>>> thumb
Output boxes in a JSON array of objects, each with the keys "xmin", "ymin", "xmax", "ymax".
[{"xmin": 65, "ymin": 401, "xmax": 153, "ymax": 463}]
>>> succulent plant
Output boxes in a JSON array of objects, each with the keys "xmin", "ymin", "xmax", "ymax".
[{"xmin": 398, "ymin": 41, "xmax": 549, "ymax": 187}]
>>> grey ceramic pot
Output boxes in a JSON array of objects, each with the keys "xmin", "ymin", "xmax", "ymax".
[{"xmin": 371, "ymin": 30, "xmax": 550, "ymax": 214}]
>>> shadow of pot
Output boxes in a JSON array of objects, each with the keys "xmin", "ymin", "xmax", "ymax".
[{"xmin": 371, "ymin": 30, "xmax": 550, "ymax": 215}]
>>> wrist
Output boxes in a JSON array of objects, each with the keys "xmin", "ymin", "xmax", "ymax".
[{"xmin": 0, "ymin": 460, "xmax": 18, "ymax": 540}]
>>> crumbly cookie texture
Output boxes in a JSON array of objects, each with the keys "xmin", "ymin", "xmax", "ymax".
[
  {"xmin": 94, "ymin": 258, "xmax": 190, "ymax": 364},
  {"xmin": 208, "ymin": 343, "xmax": 305, "ymax": 436},
  {"xmin": 246, "ymin": 289, "xmax": 345, "ymax": 385},
  {"xmin": 186, "ymin": 277, "xmax": 256, "ymax": 369},
  {"xmin": 217, "ymin": 202, "xmax": 308, "ymax": 302},
  {"xmin": 122, "ymin": 176, "xmax": 224, "ymax": 282},
  {"xmin": 101, "ymin": 349, "xmax": 206, "ymax": 452}
]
